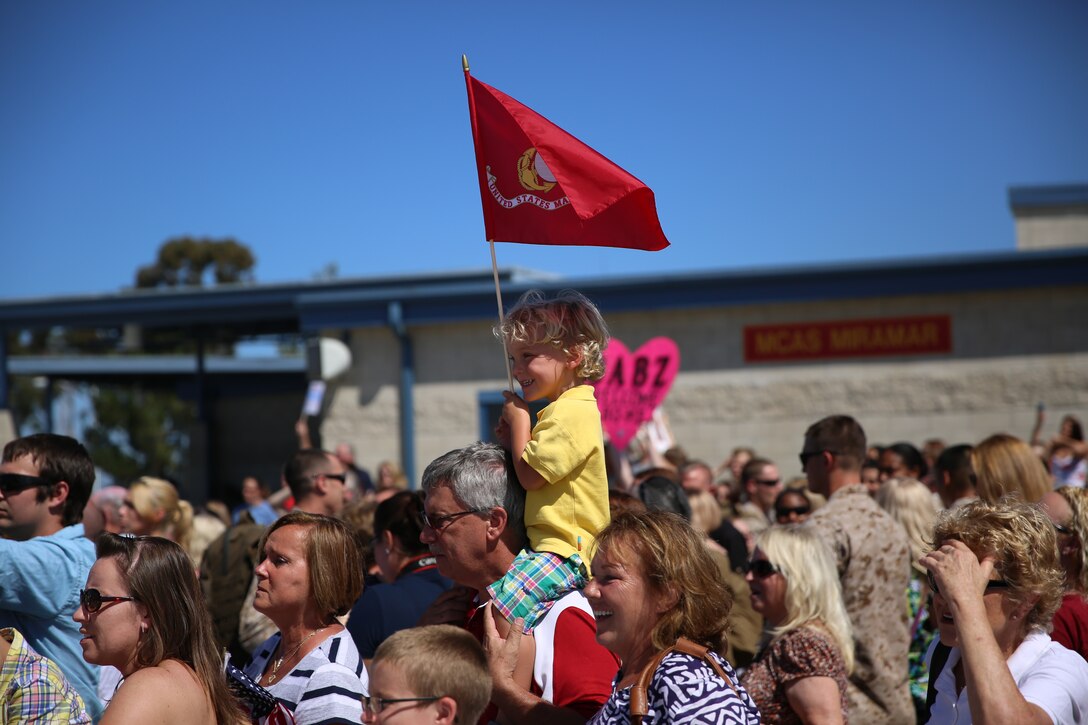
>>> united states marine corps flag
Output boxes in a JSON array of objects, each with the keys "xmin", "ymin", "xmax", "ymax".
[{"xmin": 463, "ymin": 57, "xmax": 670, "ymax": 251}]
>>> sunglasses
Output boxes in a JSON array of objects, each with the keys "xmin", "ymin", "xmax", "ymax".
[
  {"xmin": 79, "ymin": 588, "xmax": 138, "ymax": 613},
  {"xmin": 798, "ymin": 450, "xmax": 836, "ymax": 467},
  {"xmin": 926, "ymin": 571, "xmax": 1010, "ymax": 598},
  {"xmin": 1054, "ymin": 521, "xmax": 1075, "ymax": 536},
  {"xmin": 745, "ymin": 559, "xmax": 781, "ymax": 579},
  {"xmin": 0, "ymin": 472, "xmax": 54, "ymax": 496},
  {"xmin": 776, "ymin": 505, "xmax": 811, "ymax": 519},
  {"xmin": 754, "ymin": 478, "xmax": 782, "ymax": 487}
]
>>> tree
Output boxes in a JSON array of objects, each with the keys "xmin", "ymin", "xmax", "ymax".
[{"xmin": 136, "ymin": 237, "xmax": 256, "ymax": 289}]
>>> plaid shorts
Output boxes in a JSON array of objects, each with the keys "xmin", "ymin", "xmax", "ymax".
[{"xmin": 486, "ymin": 549, "xmax": 588, "ymax": 632}]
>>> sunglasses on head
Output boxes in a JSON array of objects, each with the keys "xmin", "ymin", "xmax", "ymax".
[
  {"xmin": 0, "ymin": 473, "xmax": 54, "ymax": 496},
  {"xmin": 79, "ymin": 588, "xmax": 137, "ymax": 613},
  {"xmin": 745, "ymin": 559, "xmax": 781, "ymax": 578}
]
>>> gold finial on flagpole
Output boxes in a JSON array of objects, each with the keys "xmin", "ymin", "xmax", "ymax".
[{"xmin": 462, "ymin": 54, "xmax": 470, "ymax": 72}]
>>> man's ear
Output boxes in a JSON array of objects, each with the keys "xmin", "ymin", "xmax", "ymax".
[
  {"xmin": 45, "ymin": 481, "xmax": 69, "ymax": 513},
  {"xmin": 485, "ymin": 507, "xmax": 508, "ymax": 542},
  {"xmin": 434, "ymin": 695, "xmax": 458, "ymax": 725}
]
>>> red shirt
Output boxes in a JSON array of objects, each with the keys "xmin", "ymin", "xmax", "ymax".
[
  {"xmin": 465, "ymin": 591, "xmax": 619, "ymax": 723},
  {"xmin": 1052, "ymin": 592, "xmax": 1088, "ymax": 661}
]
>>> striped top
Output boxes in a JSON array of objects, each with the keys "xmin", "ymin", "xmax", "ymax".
[{"xmin": 245, "ymin": 629, "xmax": 368, "ymax": 725}]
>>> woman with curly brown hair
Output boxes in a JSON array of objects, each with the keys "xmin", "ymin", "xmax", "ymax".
[
  {"xmin": 921, "ymin": 499, "xmax": 1088, "ymax": 723},
  {"xmin": 581, "ymin": 511, "xmax": 759, "ymax": 723}
]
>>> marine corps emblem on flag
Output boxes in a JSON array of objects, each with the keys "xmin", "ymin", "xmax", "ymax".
[{"xmin": 485, "ymin": 147, "xmax": 570, "ymax": 212}]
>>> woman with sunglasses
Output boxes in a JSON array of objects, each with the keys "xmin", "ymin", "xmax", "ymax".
[
  {"xmin": 72, "ymin": 533, "xmax": 244, "ymax": 724},
  {"xmin": 741, "ymin": 525, "xmax": 852, "ymax": 724},
  {"xmin": 243, "ymin": 510, "xmax": 368, "ymax": 724},
  {"xmin": 921, "ymin": 499, "xmax": 1088, "ymax": 723}
]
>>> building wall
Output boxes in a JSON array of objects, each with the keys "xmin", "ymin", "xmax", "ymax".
[
  {"xmin": 1015, "ymin": 212, "xmax": 1088, "ymax": 251},
  {"xmin": 322, "ymin": 284, "xmax": 1088, "ymax": 484}
]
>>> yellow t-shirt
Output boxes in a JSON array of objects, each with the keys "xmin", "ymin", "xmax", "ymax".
[{"xmin": 521, "ymin": 385, "xmax": 610, "ymax": 559}]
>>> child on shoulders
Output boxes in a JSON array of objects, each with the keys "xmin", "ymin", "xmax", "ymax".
[{"xmin": 493, "ymin": 289, "xmax": 611, "ymax": 632}]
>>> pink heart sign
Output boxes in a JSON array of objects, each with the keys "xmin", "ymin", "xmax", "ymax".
[{"xmin": 591, "ymin": 337, "xmax": 680, "ymax": 451}]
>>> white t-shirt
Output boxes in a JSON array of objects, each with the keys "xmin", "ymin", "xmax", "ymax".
[{"xmin": 926, "ymin": 631, "xmax": 1088, "ymax": 724}]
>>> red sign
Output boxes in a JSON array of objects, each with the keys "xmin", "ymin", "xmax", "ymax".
[{"xmin": 744, "ymin": 315, "xmax": 952, "ymax": 362}]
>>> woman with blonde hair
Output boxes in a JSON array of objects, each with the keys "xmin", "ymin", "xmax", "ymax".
[
  {"xmin": 742, "ymin": 525, "xmax": 852, "ymax": 724},
  {"xmin": 922, "ymin": 499, "xmax": 1088, "ymax": 722},
  {"xmin": 971, "ymin": 434, "xmax": 1050, "ymax": 504},
  {"xmin": 119, "ymin": 477, "xmax": 194, "ymax": 555},
  {"xmin": 876, "ymin": 476, "xmax": 940, "ymax": 717},
  {"xmin": 1040, "ymin": 486, "xmax": 1088, "ymax": 660}
]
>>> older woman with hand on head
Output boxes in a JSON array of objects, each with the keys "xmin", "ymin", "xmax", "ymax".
[
  {"xmin": 243, "ymin": 511, "xmax": 368, "ymax": 725},
  {"xmin": 73, "ymin": 533, "xmax": 244, "ymax": 724},
  {"xmin": 921, "ymin": 499, "xmax": 1088, "ymax": 724},
  {"xmin": 483, "ymin": 510, "xmax": 759, "ymax": 723},
  {"xmin": 741, "ymin": 525, "xmax": 852, "ymax": 724}
]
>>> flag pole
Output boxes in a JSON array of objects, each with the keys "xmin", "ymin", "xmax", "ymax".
[
  {"xmin": 489, "ymin": 240, "xmax": 514, "ymax": 392},
  {"xmin": 464, "ymin": 54, "xmax": 515, "ymax": 392}
]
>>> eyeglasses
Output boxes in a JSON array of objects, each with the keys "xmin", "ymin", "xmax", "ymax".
[
  {"xmin": 926, "ymin": 571, "xmax": 1010, "ymax": 597},
  {"xmin": 79, "ymin": 588, "xmax": 138, "ymax": 613},
  {"xmin": 0, "ymin": 473, "xmax": 54, "ymax": 496},
  {"xmin": 754, "ymin": 478, "xmax": 782, "ymax": 487},
  {"xmin": 776, "ymin": 506, "xmax": 811, "ymax": 520},
  {"xmin": 421, "ymin": 509, "xmax": 487, "ymax": 531},
  {"xmin": 798, "ymin": 450, "xmax": 834, "ymax": 467},
  {"xmin": 745, "ymin": 559, "xmax": 781, "ymax": 579},
  {"xmin": 362, "ymin": 696, "xmax": 440, "ymax": 715}
]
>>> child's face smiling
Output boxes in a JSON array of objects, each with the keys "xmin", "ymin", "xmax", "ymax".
[{"xmin": 509, "ymin": 340, "xmax": 578, "ymax": 402}]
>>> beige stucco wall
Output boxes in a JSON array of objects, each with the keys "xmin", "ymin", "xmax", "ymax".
[
  {"xmin": 321, "ymin": 284, "xmax": 1088, "ymax": 483},
  {"xmin": 1015, "ymin": 213, "xmax": 1088, "ymax": 251}
]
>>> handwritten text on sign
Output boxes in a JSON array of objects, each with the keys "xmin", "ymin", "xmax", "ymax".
[
  {"xmin": 744, "ymin": 315, "xmax": 952, "ymax": 362},
  {"xmin": 592, "ymin": 337, "xmax": 680, "ymax": 451}
]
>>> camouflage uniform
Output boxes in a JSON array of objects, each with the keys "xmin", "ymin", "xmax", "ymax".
[{"xmin": 809, "ymin": 483, "xmax": 914, "ymax": 724}]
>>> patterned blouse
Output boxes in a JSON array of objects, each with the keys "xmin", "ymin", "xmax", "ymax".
[
  {"xmin": 740, "ymin": 625, "xmax": 849, "ymax": 724},
  {"xmin": 588, "ymin": 649, "xmax": 760, "ymax": 724}
]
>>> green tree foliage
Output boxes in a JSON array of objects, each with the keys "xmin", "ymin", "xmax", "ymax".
[
  {"xmin": 136, "ymin": 237, "xmax": 256, "ymax": 288},
  {"xmin": 82, "ymin": 383, "xmax": 195, "ymax": 483}
]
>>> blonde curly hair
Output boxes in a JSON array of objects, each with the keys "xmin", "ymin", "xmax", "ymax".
[
  {"xmin": 495, "ymin": 289, "xmax": 610, "ymax": 382},
  {"xmin": 1056, "ymin": 486, "xmax": 1088, "ymax": 595},
  {"xmin": 932, "ymin": 499, "xmax": 1064, "ymax": 633}
]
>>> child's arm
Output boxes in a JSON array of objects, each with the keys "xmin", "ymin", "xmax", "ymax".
[{"xmin": 502, "ymin": 390, "xmax": 549, "ymax": 491}]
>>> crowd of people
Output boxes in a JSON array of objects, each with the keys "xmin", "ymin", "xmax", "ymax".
[{"xmin": 2, "ymin": 288, "xmax": 1087, "ymax": 724}]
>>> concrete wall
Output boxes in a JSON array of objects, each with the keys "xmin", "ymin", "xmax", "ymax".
[
  {"xmin": 321, "ymin": 284, "xmax": 1088, "ymax": 485},
  {"xmin": 1015, "ymin": 212, "xmax": 1088, "ymax": 251}
]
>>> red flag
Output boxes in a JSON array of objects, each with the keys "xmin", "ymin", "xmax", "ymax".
[{"xmin": 464, "ymin": 71, "xmax": 669, "ymax": 251}]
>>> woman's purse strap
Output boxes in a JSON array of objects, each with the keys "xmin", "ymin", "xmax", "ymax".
[{"xmin": 629, "ymin": 637, "xmax": 740, "ymax": 724}]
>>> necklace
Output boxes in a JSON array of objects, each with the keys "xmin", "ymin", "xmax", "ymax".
[{"xmin": 265, "ymin": 626, "xmax": 326, "ymax": 685}]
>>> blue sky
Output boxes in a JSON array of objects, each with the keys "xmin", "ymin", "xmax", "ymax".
[{"xmin": 2, "ymin": 1, "xmax": 1086, "ymax": 302}]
